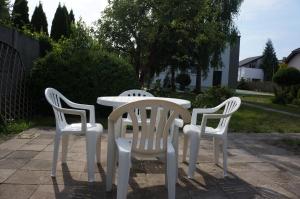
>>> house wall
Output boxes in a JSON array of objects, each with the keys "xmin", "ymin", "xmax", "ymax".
[
  {"xmin": 238, "ymin": 67, "xmax": 264, "ymax": 81},
  {"xmin": 287, "ymin": 54, "xmax": 300, "ymax": 70},
  {"xmin": 153, "ymin": 41, "xmax": 239, "ymax": 89}
]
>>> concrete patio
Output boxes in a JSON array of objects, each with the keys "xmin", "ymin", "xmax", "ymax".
[{"xmin": 0, "ymin": 128, "xmax": 299, "ymax": 199}]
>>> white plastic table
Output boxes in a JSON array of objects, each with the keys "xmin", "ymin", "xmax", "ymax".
[
  {"xmin": 97, "ymin": 96, "xmax": 191, "ymax": 109},
  {"xmin": 97, "ymin": 96, "xmax": 191, "ymax": 190}
]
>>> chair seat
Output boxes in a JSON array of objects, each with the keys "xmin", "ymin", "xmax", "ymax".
[
  {"xmin": 61, "ymin": 123, "xmax": 103, "ymax": 134},
  {"xmin": 183, "ymin": 124, "xmax": 224, "ymax": 136}
]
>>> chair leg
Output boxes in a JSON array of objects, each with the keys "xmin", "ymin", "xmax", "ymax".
[
  {"xmin": 182, "ymin": 134, "xmax": 189, "ymax": 162},
  {"xmin": 213, "ymin": 137, "xmax": 220, "ymax": 165},
  {"xmin": 86, "ymin": 132, "xmax": 98, "ymax": 182},
  {"xmin": 117, "ymin": 151, "xmax": 131, "ymax": 199},
  {"xmin": 106, "ymin": 134, "xmax": 116, "ymax": 191},
  {"xmin": 121, "ymin": 123, "xmax": 127, "ymax": 138},
  {"xmin": 61, "ymin": 134, "xmax": 69, "ymax": 163},
  {"xmin": 222, "ymin": 138, "xmax": 228, "ymax": 177},
  {"xmin": 96, "ymin": 136, "xmax": 101, "ymax": 164},
  {"xmin": 188, "ymin": 133, "xmax": 200, "ymax": 179},
  {"xmin": 167, "ymin": 148, "xmax": 176, "ymax": 199},
  {"xmin": 51, "ymin": 133, "xmax": 61, "ymax": 177}
]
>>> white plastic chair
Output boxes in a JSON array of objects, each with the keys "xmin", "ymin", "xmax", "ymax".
[
  {"xmin": 106, "ymin": 99, "xmax": 191, "ymax": 199},
  {"xmin": 119, "ymin": 90, "xmax": 154, "ymax": 136},
  {"xmin": 182, "ymin": 97, "xmax": 241, "ymax": 178},
  {"xmin": 45, "ymin": 88, "xmax": 103, "ymax": 182}
]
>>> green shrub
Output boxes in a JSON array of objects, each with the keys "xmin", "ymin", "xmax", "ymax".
[
  {"xmin": 273, "ymin": 67, "xmax": 300, "ymax": 87},
  {"xmin": 30, "ymin": 21, "xmax": 139, "ymax": 115},
  {"xmin": 193, "ymin": 87, "xmax": 234, "ymax": 108},
  {"xmin": 176, "ymin": 73, "xmax": 191, "ymax": 90}
]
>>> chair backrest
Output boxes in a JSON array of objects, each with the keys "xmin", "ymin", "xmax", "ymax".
[
  {"xmin": 108, "ymin": 99, "xmax": 191, "ymax": 156},
  {"xmin": 217, "ymin": 97, "xmax": 241, "ymax": 131},
  {"xmin": 44, "ymin": 88, "xmax": 68, "ymax": 129},
  {"xmin": 119, "ymin": 89, "xmax": 154, "ymax": 97},
  {"xmin": 119, "ymin": 90, "xmax": 154, "ymax": 119}
]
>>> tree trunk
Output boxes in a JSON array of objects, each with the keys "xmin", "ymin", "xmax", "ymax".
[
  {"xmin": 171, "ymin": 66, "xmax": 176, "ymax": 91},
  {"xmin": 194, "ymin": 64, "xmax": 202, "ymax": 93}
]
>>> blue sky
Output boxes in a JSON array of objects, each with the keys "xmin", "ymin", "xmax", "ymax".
[
  {"xmin": 236, "ymin": 0, "xmax": 300, "ymax": 60},
  {"xmin": 23, "ymin": 0, "xmax": 300, "ymax": 61}
]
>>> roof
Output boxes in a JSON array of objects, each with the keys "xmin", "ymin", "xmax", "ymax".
[
  {"xmin": 239, "ymin": 56, "xmax": 263, "ymax": 67},
  {"xmin": 286, "ymin": 48, "xmax": 300, "ymax": 63}
]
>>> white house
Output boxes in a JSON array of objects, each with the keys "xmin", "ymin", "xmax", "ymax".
[
  {"xmin": 286, "ymin": 48, "xmax": 300, "ymax": 71},
  {"xmin": 152, "ymin": 39, "xmax": 240, "ymax": 89},
  {"xmin": 238, "ymin": 56, "xmax": 264, "ymax": 82}
]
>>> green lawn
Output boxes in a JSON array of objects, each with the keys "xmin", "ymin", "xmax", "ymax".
[
  {"xmin": 240, "ymin": 94, "xmax": 300, "ymax": 115},
  {"xmin": 1, "ymin": 91, "xmax": 300, "ymax": 137}
]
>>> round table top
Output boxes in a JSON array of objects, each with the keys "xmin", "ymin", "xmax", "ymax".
[{"xmin": 97, "ymin": 96, "xmax": 191, "ymax": 109}]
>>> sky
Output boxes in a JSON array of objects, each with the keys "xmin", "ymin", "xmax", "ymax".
[{"xmin": 9, "ymin": 0, "xmax": 300, "ymax": 61}]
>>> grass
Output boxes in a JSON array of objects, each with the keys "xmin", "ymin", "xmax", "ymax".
[
  {"xmin": 229, "ymin": 105, "xmax": 300, "ymax": 133},
  {"xmin": 1, "ymin": 91, "xmax": 299, "ymax": 138},
  {"xmin": 240, "ymin": 94, "xmax": 300, "ymax": 115},
  {"xmin": 0, "ymin": 120, "xmax": 34, "ymax": 143}
]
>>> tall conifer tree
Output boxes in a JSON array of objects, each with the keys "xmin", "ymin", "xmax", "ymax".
[
  {"xmin": 31, "ymin": 2, "xmax": 48, "ymax": 34},
  {"xmin": 50, "ymin": 3, "xmax": 70, "ymax": 40},
  {"xmin": 69, "ymin": 10, "xmax": 75, "ymax": 24},
  {"xmin": 12, "ymin": 0, "xmax": 29, "ymax": 28},
  {"xmin": 261, "ymin": 39, "xmax": 279, "ymax": 81},
  {"xmin": 0, "ymin": 0, "xmax": 10, "ymax": 22}
]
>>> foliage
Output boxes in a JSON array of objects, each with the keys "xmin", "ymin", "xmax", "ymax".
[
  {"xmin": 12, "ymin": 0, "xmax": 29, "ymax": 28},
  {"xmin": 69, "ymin": 9, "xmax": 75, "ymax": 24},
  {"xmin": 176, "ymin": 73, "xmax": 191, "ymax": 90},
  {"xmin": 278, "ymin": 63, "xmax": 288, "ymax": 69},
  {"xmin": 50, "ymin": 3, "xmax": 71, "ymax": 41},
  {"xmin": 237, "ymin": 78, "xmax": 249, "ymax": 90},
  {"xmin": 97, "ymin": 0, "xmax": 244, "ymax": 89},
  {"xmin": 260, "ymin": 39, "xmax": 278, "ymax": 81},
  {"xmin": 31, "ymin": 2, "xmax": 48, "ymax": 35},
  {"xmin": 273, "ymin": 67, "xmax": 300, "ymax": 87},
  {"xmin": 0, "ymin": 0, "xmax": 10, "ymax": 23},
  {"xmin": 0, "ymin": 120, "xmax": 33, "ymax": 135},
  {"xmin": 193, "ymin": 87, "xmax": 234, "ymax": 108},
  {"xmin": 31, "ymin": 21, "xmax": 139, "ymax": 115}
]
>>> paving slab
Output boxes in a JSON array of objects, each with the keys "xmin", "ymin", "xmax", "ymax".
[{"xmin": 0, "ymin": 128, "xmax": 299, "ymax": 199}]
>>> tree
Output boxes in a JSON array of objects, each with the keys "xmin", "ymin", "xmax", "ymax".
[
  {"xmin": 97, "ymin": 0, "xmax": 243, "ymax": 90},
  {"xmin": 50, "ymin": 4, "xmax": 70, "ymax": 40},
  {"xmin": 69, "ymin": 9, "xmax": 75, "ymax": 24},
  {"xmin": 0, "ymin": 0, "xmax": 10, "ymax": 23},
  {"xmin": 31, "ymin": 2, "xmax": 48, "ymax": 34},
  {"xmin": 12, "ymin": 0, "xmax": 29, "ymax": 28},
  {"xmin": 260, "ymin": 39, "xmax": 278, "ymax": 81}
]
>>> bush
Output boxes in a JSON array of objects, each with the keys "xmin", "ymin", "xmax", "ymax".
[
  {"xmin": 273, "ymin": 67, "xmax": 300, "ymax": 87},
  {"xmin": 193, "ymin": 87, "xmax": 234, "ymax": 108},
  {"xmin": 30, "ymin": 22, "xmax": 139, "ymax": 115},
  {"xmin": 176, "ymin": 73, "xmax": 191, "ymax": 90}
]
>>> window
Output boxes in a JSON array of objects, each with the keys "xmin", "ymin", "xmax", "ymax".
[{"xmin": 213, "ymin": 71, "xmax": 222, "ymax": 86}]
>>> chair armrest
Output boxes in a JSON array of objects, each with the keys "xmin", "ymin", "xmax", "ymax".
[
  {"xmin": 61, "ymin": 97, "xmax": 95, "ymax": 124},
  {"xmin": 199, "ymin": 113, "xmax": 230, "ymax": 133},
  {"xmin": 191, "ymin": 108, "xmax": 218, "ymax": 125},
  {"xmin": 53, "ymin": 106, "xmax": 87, "ymax": 132},
  {"xmin": 191, "ymin": 102, "xmax": 226, "ymax": 125}
]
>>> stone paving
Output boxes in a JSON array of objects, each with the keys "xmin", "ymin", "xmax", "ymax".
[{"xmin": 0, "ymin": 128, "xmax": 299, "ymax": 199}]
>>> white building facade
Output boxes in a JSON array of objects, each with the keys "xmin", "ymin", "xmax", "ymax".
[
  {"xmin": 237, "ymin": 56, "xmax": 264, "ymax": 82},
  {"xmin": 152, "ymin": 39, "xmax": 240, "ymax": 90}
]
